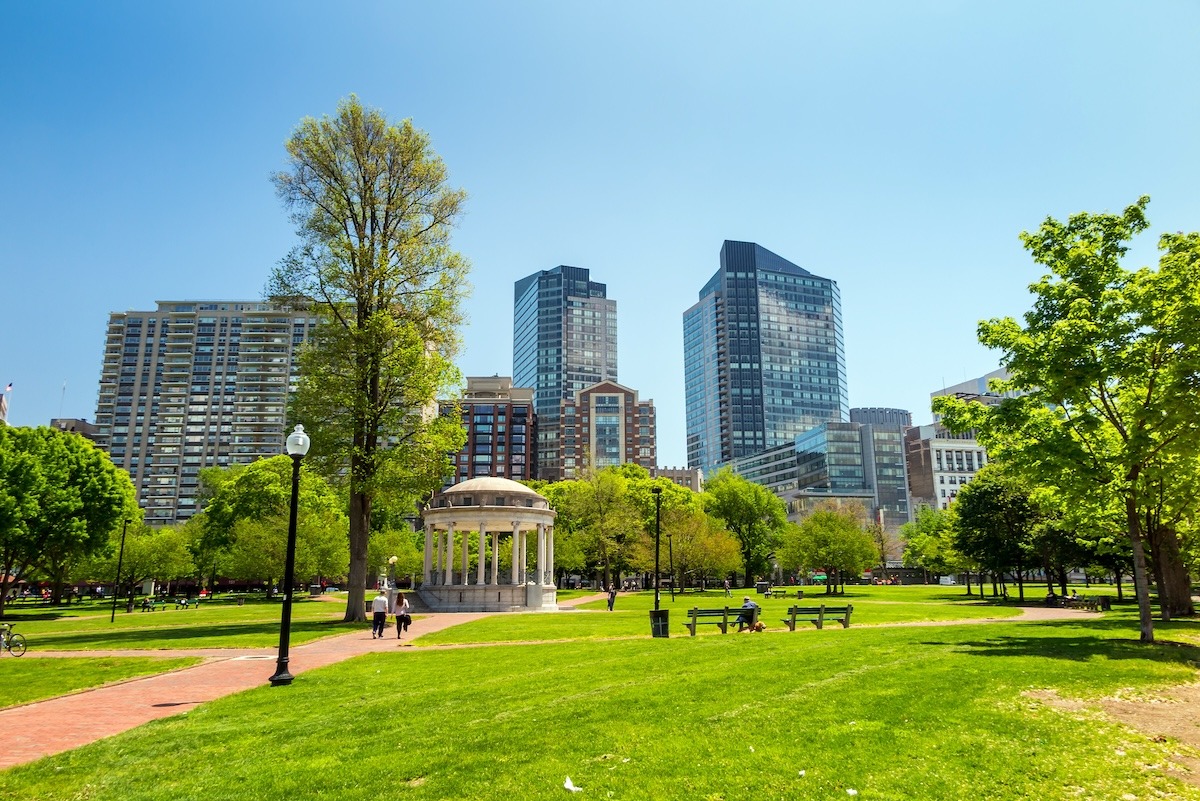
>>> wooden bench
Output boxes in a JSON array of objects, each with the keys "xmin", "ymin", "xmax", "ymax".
[
  {"xmin": 173, "ymin": 598, "xmax": 199, "ymax": 609},
  {"xmin": 780, "ymin": 604, "xmax": 853, "ymax": 631},
  {"xmin": 765, "ymin": 588, "xmax": 804, "ymax": 599},
  {"xmin": 683, "ymin": 606, "xmax": 759, "ymax": 636}
]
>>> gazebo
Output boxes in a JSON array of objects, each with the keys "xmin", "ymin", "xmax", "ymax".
[{"xmin": 417, "ymin": 477, "xmax": 558, "ymax": 612}]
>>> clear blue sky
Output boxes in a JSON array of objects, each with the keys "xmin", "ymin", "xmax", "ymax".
[{"xmin": 3, "ymin": 2, "xmax": 1198, "ymax": 466}]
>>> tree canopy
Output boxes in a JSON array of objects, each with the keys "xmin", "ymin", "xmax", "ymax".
[
  {"xmin": 935, "ymin": 197, "xmax": 1200, "ymax": 642},
  {"xmin": 702, "ymin": 468, "xmax": 787, "ymax": 587},
  {"xmin": 270, "ymin": 96, "xmax": 470, "ymax": 621}
]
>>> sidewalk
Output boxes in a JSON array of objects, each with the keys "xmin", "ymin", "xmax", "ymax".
[{"xmin": 0, "ymin": 612, "xmax": 489, "ymax": 770}]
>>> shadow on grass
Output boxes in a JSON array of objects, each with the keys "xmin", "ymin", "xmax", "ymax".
[
  {"xmin": 33, "ymin": 619, "xmax": 358, "ymax": 649},
  {"xmin": 927, "ymin": 630, "xmax": 1200, "ymax": 666}
]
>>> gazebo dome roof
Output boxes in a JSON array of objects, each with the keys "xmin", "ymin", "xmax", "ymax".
[{"xmin": 440, "ymin": 476, "xmax": 544, "ymax": 500}]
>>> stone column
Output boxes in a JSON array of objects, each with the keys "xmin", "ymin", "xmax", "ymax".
[
  {"xmin": 511, "ymin": 522, "xmax": 520, "ymax": 585},
  {"xmin": 443, "ymin": 524, "xmax": 454, "ymax": 586},
  {"xmin": 490, "ymin": 531, "xmax": 499, "ymax": 585},
  {"xmin": 476, "ymin": 525, "xmax": 486, "ymax": 585},
  {"xmin": 423, "ymin": 523, "xmax": 433, "ymax": 585},
  {"xmin": 434, "ymin": 527, "xmax": 443, "ymax": 586},
  {"xmin": 536, "ymin": 523, "xmax": 545, "ymax": 588},
  {"xmin": 461, "ymin": 526, "xmax": 469, "ymax": 585},
  {"xmin": 519, "ymin": 530, "xmax": 527, "ymax": 584},
  {"xmin": 547, "ymin": 525, "xmax": 555, "ymax": 586}
]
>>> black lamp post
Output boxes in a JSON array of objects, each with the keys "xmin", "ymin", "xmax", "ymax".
[
  {"xmin": 667, "ymin": 532, "xmax": 675, "ymax": 601},
  {"xmin": 110, "ymin": 518, "xmax": 131, "ymax": 623},
  {"xmin": 651, "ymin": 485, "xmax": 662, "ymax": 611},
  {"xmin": 270, "ymin": 424, "xmax": 310, "ymax": 687}
]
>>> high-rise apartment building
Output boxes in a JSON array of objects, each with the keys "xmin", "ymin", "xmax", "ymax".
[
  {"xmin": 684, "ymin": 241, "xmax": 848, "ymax": 473},
  {"xmin": 442, "ymin": 376, "xmax": 537, "ymax": 485},
  {"xmin": 513, "ymin": 266, "xmax": 617, "ymax": 481},
  {"xmin": 94, "ymin": 300, "xmax": 316, "ymax": 523},
  {"xmin": 557, "ymin": 380, "xmax": 655, "ymax": 479}
]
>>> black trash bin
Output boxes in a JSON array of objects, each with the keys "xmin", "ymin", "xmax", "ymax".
[
  {"xmin": 649, "ymin": 609, "xmax": 670, "ymax": 638},
  {"xmin": 755, "ymin": 581, "xmax": 769, "ymax": 595},
  {"xmin": 1099, "ymin": 596, "xmax": 1112, "ymax": 611}
]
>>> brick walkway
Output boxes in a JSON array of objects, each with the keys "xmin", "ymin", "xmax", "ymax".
[{"xmin": 0, "ymin": 612, "xmax": 490, "ymax": 770}]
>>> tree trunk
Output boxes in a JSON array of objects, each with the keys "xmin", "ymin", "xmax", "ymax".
[
  {"xmin": 1151, "ymin": 525, "xmax": 1194, "ymax": 619},
  {"xmin": 344, "ymin": 489, "xmax": 371, "ymax": 623},
  {"xmin": 1125, "ymin": 493, "xmax": 1155, "ymax": 643}
]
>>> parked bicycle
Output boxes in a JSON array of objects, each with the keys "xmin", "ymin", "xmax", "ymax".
[{"xmin": 0, "ymin": 623, "xmax": 26, "ymax": 656}]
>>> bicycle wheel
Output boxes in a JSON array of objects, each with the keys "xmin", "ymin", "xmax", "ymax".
[{"xmin": 7, "ymin": 633, "xmax": 26, "ymax": 656}]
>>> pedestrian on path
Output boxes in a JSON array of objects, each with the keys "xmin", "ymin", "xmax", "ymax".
[
  {"xmin": 371, "ymin": 590, "xmax": 389, "ymax": 639},
  {"xmin": 395, "ymin": 592, "xmax": 411, "ymax": 639},
  {"xmin": 606, "ymin": 584, "xmax": 617, "ymax": 611},
  {"xmin": 723, "ymin": 578, "xmax": 731, "ymax": 597}
]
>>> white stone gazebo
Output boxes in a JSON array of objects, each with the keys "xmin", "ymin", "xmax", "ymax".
[{"xmin": 417, "ymin": 477, "xmax": 558, "ymax": 612}]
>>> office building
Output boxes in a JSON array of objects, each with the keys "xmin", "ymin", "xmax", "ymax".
[
  {"xmin": 94, "ymin": 299, "xmax": 316, "ymax": 523},
  {"xmin": 442, "ymin": 376, "xmax": 537, "ymax": 485},
  {"xmin": 557, "ymin": 380, "xmax": 655, "ymax": 479},
  {"xmin": 683, "ymin": 241, "xmax": 847, "ymax": 474},
  {"xmin": 513, "ymin": 266, "xmax": 617, "ymax": 481},
  {"xmin": 727, "ymin": 410, "xmax": 911, "ymax": 531}
]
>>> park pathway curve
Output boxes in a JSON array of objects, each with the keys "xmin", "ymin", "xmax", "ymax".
[{"xmin": 0, "ymin": 612, "xmax": 491, "ymax": 770}]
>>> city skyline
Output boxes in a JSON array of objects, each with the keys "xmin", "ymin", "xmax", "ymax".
[{"xmin": 3, "ymin": 3, "xmax": 1198, "ymax": 467}]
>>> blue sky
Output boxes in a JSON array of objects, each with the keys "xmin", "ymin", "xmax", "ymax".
[{"xmin": 2, "ymin": 1, "xmax": 1198, "ymax": 466}]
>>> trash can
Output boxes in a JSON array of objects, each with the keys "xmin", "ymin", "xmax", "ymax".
[
  {"xmin": 1099, "ymin": 596, "xmax": 1112, "ymax": 611},
  {"xmin": 236, "ymin": 597, "xmax": 244, "ymax": 607},
  {"xmin": 755, "ymin": 581, "xmax": 769, "ymax": 595},
  {"xmin": 649, "ymin": 609, "xmax": 670, "ymax": 638},
  {"xmin": 309, "ymin": 584, "xmax": 321, "ymax": 596}
]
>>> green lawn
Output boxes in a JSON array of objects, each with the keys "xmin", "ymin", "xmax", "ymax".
[
  {"xmin": 3, "ymin": 616, "xmax": 1199, "ymax": 800},
  {"xmin": 0, "ymin": 656, "xmax": 201, "ymax": 709},
  {"xmin": 6, "ymin": 597, "xmax": 355, "ymax": 650}
]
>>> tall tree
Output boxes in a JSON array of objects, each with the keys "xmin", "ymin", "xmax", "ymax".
[
  {"xmin": 779, "ymin": 501, "xmax": 876, "ymax": 594},
  {"xmin": 900, "ymin": 506, "xmax": 969, "ymax": 588},
  {"xmin": 0, "ymin": 426, "xmax": 43, "ymax": 615},
  {"xmin": 952, "ymin": 468, "xmax": 1040, "ymax": 600},
  {"xmin": 935, "ymin": 197, "xmax": 1200, "ymax": 641},
  {"xmin": 703, "ymin": 468, "xmax": 788, "ymax": 587},
  {"xmin": 270, "ymin": 96, "xmax": 470, "ymax": 621}
]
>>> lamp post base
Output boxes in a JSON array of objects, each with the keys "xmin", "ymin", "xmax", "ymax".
[{"xmin": 269, "ymin": 662, "xmax": 293, "ymax": 686}]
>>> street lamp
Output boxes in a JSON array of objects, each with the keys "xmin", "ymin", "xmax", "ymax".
[
  {"xmin": 110, "ymin": 517, "xmax": 131, "ymax": 623},
  {"xmin": 270, "ymin": 424, "xmax": 310, "ymax": 687},
  {"xmin": 388, "ymin": 555, "xmax": 398, "ymax": 589},
  {"xmin": 651, "ymin": 485, "xmax": 662, "ymax": 611},
  {"xmin": 667, "ymin": 532, "xmax": 675, "ymax": 602}
]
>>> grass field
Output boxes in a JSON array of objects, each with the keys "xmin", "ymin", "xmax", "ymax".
[
  {"xmin": 5, "ymin": 596, "xmax": 355, "ymax": 650},
  {"xmin": 3, "ymin": 615, "xmax": 1199, "ymax": 800},
  {"xmin": 0, "ymin": 656, "xmax": 201, "ymax": 709}
]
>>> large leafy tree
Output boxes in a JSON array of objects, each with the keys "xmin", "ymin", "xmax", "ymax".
[
  {"xmin": 935, "ymin": 197, "xmax": 1200, "ymax": 641},
  {"xmin": 270, "ymin": 96, "xmax": 470, "ymax": 621},
  {"xmin": 658, "ymin": 507, "xmax": 742, "ymax": 590},
  {"xmin": 702, "ymin": 468, "xmax": 787, "ymax": 587},
  {"xmin": 952, "ymin": 468, "xmax": 1040, "ymax": 600},
  {"xmin": 900, "ymin": 506, "xmax": 974, "ymax": 591},
  {"xmin": 202, "ymin": 456, "xmax": 349, "ymax": 588},
  {"xmin": 83, "ymin": 523, "xmax": 193, "ymax": 610},
  {"xmin": 779, "ymin": 501, "xmax": 876, "ymax": 594},
  {"xmin": 0, "ymin": 427, "xmax": 134, "ymax": 609}
]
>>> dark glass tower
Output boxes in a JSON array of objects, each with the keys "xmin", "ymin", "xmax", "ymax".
[
  {"xmin": 683, "ymin": 241, "xmax": 848, "ymax": 473},
  {"xmin": 513, "ymin": 266, "xmax": 617, "ymax": 480}
]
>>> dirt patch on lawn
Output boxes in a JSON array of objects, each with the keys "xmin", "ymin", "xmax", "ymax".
[{"xmin": 1028, "ymin": 684, "xmax": 1200, "ymax": 786}]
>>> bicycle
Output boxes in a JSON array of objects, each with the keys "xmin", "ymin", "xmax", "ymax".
[{"xmin": 0, "ymin": 623, "xmax": 26, "ymax": 656}]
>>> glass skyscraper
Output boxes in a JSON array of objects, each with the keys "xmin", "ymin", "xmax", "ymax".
[
  {"xmin": 513, "ymin": 266, "xmax": 617, "ymax": 480},
  {"xmin": 683, "ymin": 241, "xmax": 848, "ymax": 473}
]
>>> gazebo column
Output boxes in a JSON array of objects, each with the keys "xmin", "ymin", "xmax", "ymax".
[
  {"xmin": 423, "ymin": 523, "xmax": 433, "ymax": 585},
  {"xmin": 434, "ymin": 527, "xmax": 443, "ymax": 586},
  {"xmin": 536, "ymin": 523, "xmax": 545, "ymax": 589},
  {"xmin": 476, "ymin": 525, "xmax": 487, "ymax": 585},
  {"xmin": 511, "ymin": 523, "xmax": 520, "ymax": 585},
  {"xmin": 461, "ymin": 526, "xmax": 469, "ymax": 585},
  {"xmin": 490, "ymin": 531, "xmax": 499, "ymax": 585},
  {"xmin": 519, "ymin": 530, "xmax": 528, "ymax": 584},
  {"xmin": 443, "ymin": 524, "xmax": 454, "ymax": 586},
  {"xmin": 547, "ymin": 525, "xmax": 555, "ymax": 586}
]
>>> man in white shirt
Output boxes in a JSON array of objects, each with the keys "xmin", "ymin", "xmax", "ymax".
[{"xmin": 371, "ymin": 590, "xmax": 389, "ymax": 639}]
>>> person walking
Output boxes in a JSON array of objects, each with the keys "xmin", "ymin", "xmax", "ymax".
[
  {"xmin": 723, "ymin": 578, "xmax": 731, "ymax": 597},
  {"xmin": 606, "ymin": 584, "xmax": 617, "ymax": 611},
  {"xmin": 395, "ymin": 592, "xmax": 411, "ymax": 639},
  {"xmin": 370, "ymin": 589, "xmax": 389, "ymax": 639}
]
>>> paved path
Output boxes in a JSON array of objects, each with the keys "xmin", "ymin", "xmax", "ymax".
[
  {"xmin": 0, "ymin": 600, "xmax": 1096, "ymax": 771},
  {"xmin": 0, "ymin": 612, "xmax": 490, "ymax": 770}
]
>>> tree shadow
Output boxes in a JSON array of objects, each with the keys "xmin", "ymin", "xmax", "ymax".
[
  {"xmin": 34, "ymin": 619, "xmax": 356, "ymax": 649},
  {"xmin": 922, "ymin": 629, "xmax": 1200, "ymax": 666}
]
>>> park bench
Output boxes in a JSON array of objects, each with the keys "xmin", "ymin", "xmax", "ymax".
[
  {"xmin": 683, "ymin": 606, "xmax": 759, "ymax": 636},
  {"xmin": 765, "ymin": 588, "xmax": 803, "ymax": 599},
  {"xmin": 780, "ymin": 604, "xmax": 853, "ymax": 631},
  {"xmin": 173, "ymin": 598, "xmax": 199, "ymax": 609}
]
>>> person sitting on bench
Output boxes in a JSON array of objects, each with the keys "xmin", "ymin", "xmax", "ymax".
[{"xmin": 737, "ymin": 597, "xmax": 759, "ymax": 632}]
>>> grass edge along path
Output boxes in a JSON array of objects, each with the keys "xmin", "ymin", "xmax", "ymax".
[
  {"xmin": 3, "ymin": 618, "xmax": 1200, "ymax": 800},
  {"xmin": 0, "ymin": 656, "xmax": 202, "ymax": 710}
]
